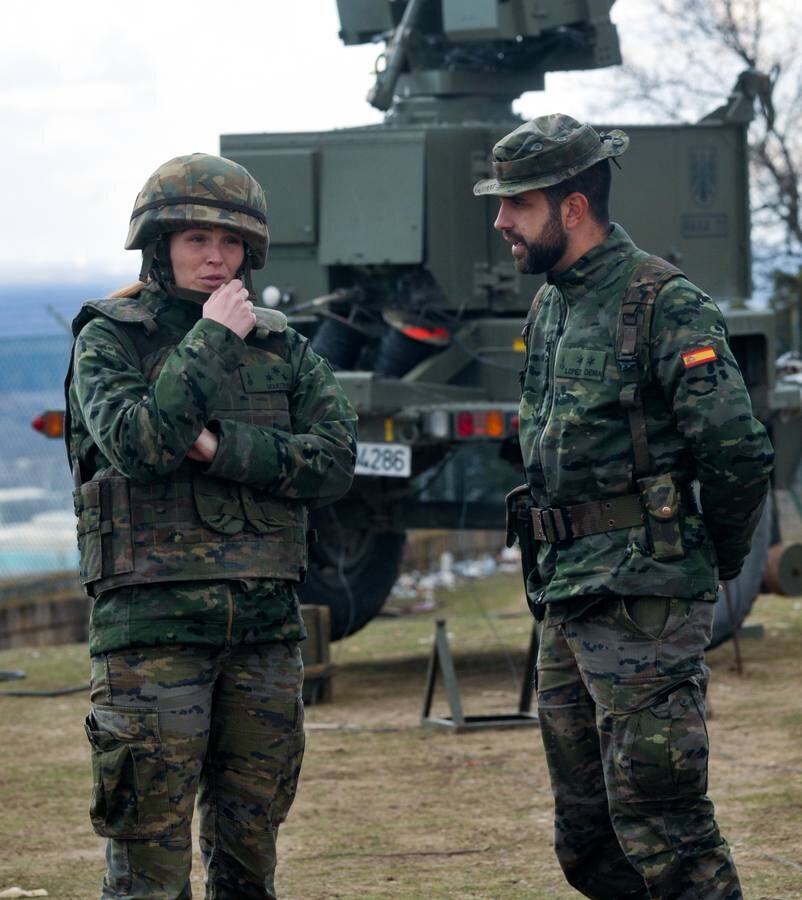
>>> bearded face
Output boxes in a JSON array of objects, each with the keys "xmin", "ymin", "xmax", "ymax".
[{"xmin": 514, "ymin": 201, "xmax": 569, "ymax": 275}]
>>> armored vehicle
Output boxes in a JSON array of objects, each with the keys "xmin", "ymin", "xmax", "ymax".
[{"xmin": 218, "ymin": 0, "xmax": 802, "ymax": 642}]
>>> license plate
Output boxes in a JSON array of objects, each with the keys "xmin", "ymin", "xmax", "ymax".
[{"xmin": 355, "ymin": 442, "xmax": 411, "ymax": 478}]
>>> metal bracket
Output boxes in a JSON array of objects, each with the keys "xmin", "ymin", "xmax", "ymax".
[
  {"xmin": 473, "ymin": 261, "xmax": 520, "ymax": 296},
  {"xmin": 470, "ymin": 150, "xmax": 492, "ymax": 179},
  {"xmin": 421, "ymin": 618, "xmax": 540, "ymax": 732}
]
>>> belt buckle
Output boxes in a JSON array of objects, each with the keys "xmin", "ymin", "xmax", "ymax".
[{"xmin": 539, "ymin": 506, "xmax": 570, "ymax": 544}]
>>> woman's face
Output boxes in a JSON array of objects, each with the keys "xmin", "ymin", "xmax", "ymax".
[{"xmin": 169, "ymin": 226, "xmax": 246, "ymax": 292}]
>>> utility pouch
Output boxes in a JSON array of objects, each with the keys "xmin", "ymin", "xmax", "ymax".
[
  {"xmin": 74, "ymin": 482, "xmax": 101, "ymax": 584},
  {"xmin": 638, "ymin": 472, "xmax": 685, "ymax": 561},
  {"xmin": 192, "ymin": 473, "xmax": 246, "ymax": 535},
  {"xmin": 73, "ymin": 477, "xmax": 134, "ymax": 585},
  {"xmin": 239, "ymin": 485, "xmax": 290, "ymax": 534},
  {"xmin": 505, "ymin": 484, "xmax": 541, "ymax": 594}
]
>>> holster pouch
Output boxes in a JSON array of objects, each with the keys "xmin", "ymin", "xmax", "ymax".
[
  {"xmin": 505, "ymin": 484, "xmax": 544, "ymax": 619},
  {"xmin": 638, "ymin": 472, "xmax": 685, "ymax": 561}
]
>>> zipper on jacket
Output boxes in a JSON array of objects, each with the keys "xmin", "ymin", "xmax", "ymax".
[
  {"xmin": 537, "ymin": 293, "xmax": 567, "ymax": 498},
  {"xmin": 225, "ymin": 589, "xmax": 234, "ymax": 645}
]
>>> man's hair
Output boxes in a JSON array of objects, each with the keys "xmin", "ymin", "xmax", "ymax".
[{"xmin": 542, "ymin": 159, "xmax": 611, "ymax": 225}]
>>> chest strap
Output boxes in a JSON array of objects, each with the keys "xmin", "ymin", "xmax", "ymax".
[
  {"xmin": 531, "ymin": 494, "xmax": 645, "ymax": 544},
  {"xmin": 616, "ymin": 256, "xmax": 683, "ymax": 479}
]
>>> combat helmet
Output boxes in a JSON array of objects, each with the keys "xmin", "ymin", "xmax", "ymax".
[{"xmin": 126, "ymin": 153, "xmax": 269, "ymax": 290}]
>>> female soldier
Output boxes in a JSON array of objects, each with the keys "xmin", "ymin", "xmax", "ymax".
[{"xmin": 66, "ymin": 153, "xmax": 357, "ymax": 898}]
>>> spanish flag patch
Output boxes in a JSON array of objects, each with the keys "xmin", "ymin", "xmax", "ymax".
[{"xmin": 681, "ymin": 346, "xmax": 717, "ymax": 369}]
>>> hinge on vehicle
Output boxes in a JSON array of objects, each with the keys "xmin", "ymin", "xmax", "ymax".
[
  {"xmin": 474, "ymin": 261, "xmax": 519, "ymax": 296},
  {"xmin": 471, "ymin": 150, "xmax": 492, "ymax": 179}
]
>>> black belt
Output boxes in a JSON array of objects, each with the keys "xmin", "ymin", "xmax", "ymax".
[{"xmin": 531, "ymin": 494, "xmax": 645, "ymax": 544}]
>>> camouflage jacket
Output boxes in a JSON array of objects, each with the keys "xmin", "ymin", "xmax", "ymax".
[
  {"xmin": 520, "ymin": 225, "xmax": 773, "ymax": 606},
  {"xmin": 67, "ymin": 282, "xmax": 358, "ymax": 654}
]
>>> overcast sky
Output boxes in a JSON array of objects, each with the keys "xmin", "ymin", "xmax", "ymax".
[{"xmin": 1, "ymin": 0, "xmax": 657, "ymax": 280}]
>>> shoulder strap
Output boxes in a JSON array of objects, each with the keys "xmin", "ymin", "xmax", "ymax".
[
  {"xmin": 529, "ymin": 282, "xmax": 549, "ymax": 319},
  {"xmin": 70, "ymin": 295, "xmax": 158, "ymax": 338},
  {"xmin": 616, "ymin": 254, "xmax": 683, "ymax": 480},
  {"xmin": 65, "ymin": 296, "xmax": 157, "ymax": 485},
  {"xmin": 521, "ymin": 282, "xmax": 550, "ymax": 354}
]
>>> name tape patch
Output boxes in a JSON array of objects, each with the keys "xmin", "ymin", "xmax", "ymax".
[
  {"xmin": 681, "ymin": 346, "xmax": 717, "ymax": 369},
  {"xmin": 557, "ymin": 348, "xmax": 607, "ymax": 381}
]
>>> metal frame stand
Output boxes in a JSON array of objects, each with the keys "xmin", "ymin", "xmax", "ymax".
[{"xmin": 421, "ymin": 618, "xmax": 540, "ymax": 732}]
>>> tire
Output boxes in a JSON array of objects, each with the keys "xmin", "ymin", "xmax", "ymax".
[
  {"xmin": 297, "ymin": 507, "xmax": 406, "ymax": 640},
  {"xmin": 708, "ymin": 494, "xmax": 774, "ymax": 649}
]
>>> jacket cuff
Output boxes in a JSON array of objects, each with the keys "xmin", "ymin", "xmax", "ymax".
[
  {"xmin": 718, "ymin": 562, "xmax": 743, "ymax": 582},
  {"xmin": 204, "ymin": 419, "xmax": 278, "ymax": 485}
]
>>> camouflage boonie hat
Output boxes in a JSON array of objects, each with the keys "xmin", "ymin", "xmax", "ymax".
[
  {"xmin": 473, "ymin": 114, "xmax": 629, "ymax": 197},
  {"xmin": 126, "ymin": 153, "xmax": 269, "ymax": 268}
]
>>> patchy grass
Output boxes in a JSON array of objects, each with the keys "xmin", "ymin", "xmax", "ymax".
[{"xmin": 0, "ymin": 577, "xmax": 801, "ymax": 898}]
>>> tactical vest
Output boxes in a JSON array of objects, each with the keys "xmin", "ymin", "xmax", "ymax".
[
  {"xmin": 66, "ymin": 295, "xmax": 308, "ymax": 596},
  {"xmin": 519, "ymin": 254, "xmax": 685, "ymax": 547}
]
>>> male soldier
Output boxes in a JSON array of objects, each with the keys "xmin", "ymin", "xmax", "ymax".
[
  {"xmin": 67, "ymin": 154, "xmax": 357, "ymax": 898},
  {"xmin": 474, "ymin": 116, "xmax": 773, "ymax": 899}
]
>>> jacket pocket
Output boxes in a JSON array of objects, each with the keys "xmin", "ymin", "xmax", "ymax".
[
  {"xmin": 85, "ymin": 705, "xmax": 172, "ymax": 839},
  {"xmin": 639, "ymin": 473, "xmax": 685, "ymax": 561}
]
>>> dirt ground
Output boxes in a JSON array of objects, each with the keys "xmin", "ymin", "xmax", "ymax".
[{"xmin": 1, "ymin": 571, "xmax": 801, "ymax": 899}]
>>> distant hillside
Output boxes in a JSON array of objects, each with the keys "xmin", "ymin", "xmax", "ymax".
[{"xmin": 0, "ymin": 280, "xmax": 121, "ymax": 339}]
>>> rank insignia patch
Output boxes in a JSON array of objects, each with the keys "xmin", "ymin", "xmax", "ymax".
[{"xmin": 681, "ymin": 346, "xmax": 717, "ymax": 368}]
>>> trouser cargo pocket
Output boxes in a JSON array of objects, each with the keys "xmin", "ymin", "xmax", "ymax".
[
  {"xmin": 609, "ymin": 676, "xmax": 709, "ymax": 801},
  {"xmin": 85, "ymin": 705, "xmax": 172, "ymax": 839}
]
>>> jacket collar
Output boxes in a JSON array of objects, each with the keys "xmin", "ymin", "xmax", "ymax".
[{"xmin": 547, "ymin": 223, "xmax": 635, "ymax": 301}]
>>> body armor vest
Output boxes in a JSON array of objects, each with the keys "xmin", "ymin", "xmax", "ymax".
[{"xmin": 67, "ymin": 295, "xmax": 308, "ymax": 596}]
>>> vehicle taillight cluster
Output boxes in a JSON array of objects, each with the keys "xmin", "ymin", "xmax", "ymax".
[
  {"xmin": 455, "ymin": 409, "xmax": 506, "ymax": 438},
  {"xmin": 31, "ymin": 410, "xmax": 65, "ymax": 439},
  {"xmin": 426, "ymin": 407, "xmax": 519, "ymax": 440}
]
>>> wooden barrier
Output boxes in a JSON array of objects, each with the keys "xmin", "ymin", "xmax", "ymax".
[
  {"xmin": 0, "ymin": 571, "xmax": 89, "ymax": 650},
  {"xmin": 0, "ymin": 530, "xmax": 506, "ymax": 652}
]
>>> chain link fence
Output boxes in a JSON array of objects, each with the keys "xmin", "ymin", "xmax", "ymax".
[
  {"xmin": 0, "ymin": 282, "xmax": 116, "ymax": 580},
  {"xmin": 0, "ymin": 332, "xmax": 76, "ymax": 578}
]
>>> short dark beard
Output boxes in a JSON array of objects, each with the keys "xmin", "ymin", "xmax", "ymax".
[{"xmin": 517, "ymin": 202, "xmax": 568, "ymax": 275}]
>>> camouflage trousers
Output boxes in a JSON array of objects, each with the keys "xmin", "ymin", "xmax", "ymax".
[
  {"xmin": 85, "ymin": 642, "xmax": 305, "ymax": 899},
  {"xmin": 536, "ymin": 596, "xmax": 742, "ymax": 900}
]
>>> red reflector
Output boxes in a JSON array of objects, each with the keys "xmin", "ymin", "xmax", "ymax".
[
  {"xmin": 401, "ymin": 325, "xmax": 450, "ymax": 343},
  {"xmin": 456, "ymin": 411, "xmax": 474, "ymax": 437},
  {"xmin": 487, "ymin": 410, "xmax": 504, "ymax": 437},
  {"xmin": 32, "ymin": 410, "xmax": 65, "ymax": 439},
  {"xmin": 511, "ymin": 415, "xmax": 519, "ymax": 433}
]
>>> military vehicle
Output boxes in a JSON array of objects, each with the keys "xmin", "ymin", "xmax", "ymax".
[
  {"xmin": 214, "ymin": 0, "xmax": 802, "ymax": 642},
  {"xmin": 31, "ymin": 1, "xmax": 800, "ymax": 643}
]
